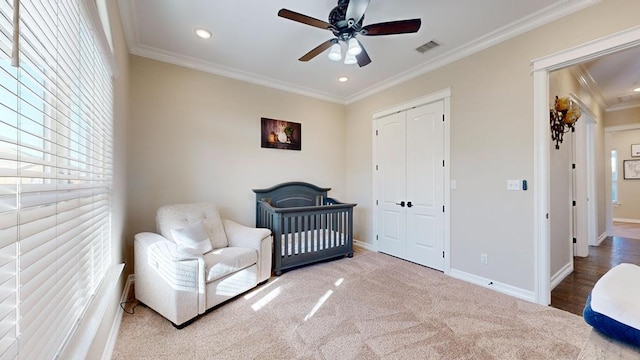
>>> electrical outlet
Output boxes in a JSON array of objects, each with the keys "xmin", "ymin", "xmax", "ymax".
[
  {"xmin": 480, "ymin": 253, "xmax": 488, "ymax": 264},
  {"xmin": 507, "ymin": 180, "xmax": 521, "ymax": 191}
]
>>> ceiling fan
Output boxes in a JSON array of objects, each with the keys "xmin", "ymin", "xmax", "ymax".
[{"xmin": 278, "ymin": 0, "xmax": 421, "ymax": 67}]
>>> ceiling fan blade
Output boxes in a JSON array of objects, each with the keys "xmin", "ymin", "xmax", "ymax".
[
  {"xmin": 361, "ymin": 19, "xmax": 421, "ymax": 36},
  {"xmin": 346, "ymin": 0, "xmax": 370, "ymax": 25},
  {"xmin": 356, "ymin": 41, "xmax": 371, "ymax": 67},
  {"xmin": 299, "ymin": 40, "xmax": 335, "ymax": 62},
  {"xmin": 278, "ymin": 9, "xmax": 332, "ymax": 30}
]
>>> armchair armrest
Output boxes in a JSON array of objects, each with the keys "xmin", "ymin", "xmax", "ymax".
[
  {"xmin": 223, "ymin": 219, "xmax": 271, "ymax": 249},
  {"xmin": 222, "ymin": 219, "xmax": 272, "ymax": 282},
  {"xmin": 134, "ymin": 232, "xmax": 207, "ymax": 320}
]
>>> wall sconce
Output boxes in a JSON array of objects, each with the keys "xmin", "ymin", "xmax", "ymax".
[{"xmin": 550, "ymin": 96, "xmax": 581, "ymax": 150}]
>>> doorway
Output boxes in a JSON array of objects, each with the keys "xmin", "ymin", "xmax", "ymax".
[{"xmin": 532, "ymin": 27, "xmax": 640, "ymax": 305}]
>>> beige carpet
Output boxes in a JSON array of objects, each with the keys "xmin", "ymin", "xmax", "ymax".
[{"xmin": 112, "ymin": 249, "xmax": 635, "ymax": 359}]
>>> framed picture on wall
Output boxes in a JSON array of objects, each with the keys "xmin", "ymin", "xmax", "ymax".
[
  {"xmin": 623, "ymin": 159, "xmax": 640, "ymax": 180},
  {"xmin": 632, "ymin": 144, "xmax": 640, "ymax": 157},
  {"xmin": 260, "ymin": 118, "xmax": 301, "ymax": 151}
]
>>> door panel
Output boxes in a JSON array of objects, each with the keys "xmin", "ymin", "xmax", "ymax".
[
  {"xmin": 406, "ymin": 102, "xmax": 444, "ymax": 270},
  {"xmin": 377, "ymin": 112, "xmax": 406, "ymax": 258}
]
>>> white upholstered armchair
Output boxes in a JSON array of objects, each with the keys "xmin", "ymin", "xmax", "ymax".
[{"xmin": 134, "ymin": 203, "xmax": 272, "ymax": 328}]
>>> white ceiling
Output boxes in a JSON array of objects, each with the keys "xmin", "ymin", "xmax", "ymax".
[
  {"xmin": 117, "ymin": 0, "xmax": 621, "ymax": 104},
  {"xmin": 578, "ymin": 46, "xmax": 640, "ymax": 111}
]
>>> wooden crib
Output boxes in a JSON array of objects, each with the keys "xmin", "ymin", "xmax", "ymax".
[{"xmin": 253, "ymin": 182, "xmax": 357, "ymax": 275}]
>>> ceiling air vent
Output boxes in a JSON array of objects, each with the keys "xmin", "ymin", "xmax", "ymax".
[{"xmin": 416, "ymin": 40, "xmax": 440, "ymax": 54}]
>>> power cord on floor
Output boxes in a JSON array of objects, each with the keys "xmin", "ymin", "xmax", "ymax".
[{"xmin": 120, "ymin": 291, "xmax": 139, "ymax": 315}]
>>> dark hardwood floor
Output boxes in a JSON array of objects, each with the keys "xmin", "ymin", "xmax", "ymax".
[{"xmin": 551, "ymin": 231, "xmax": 640, "ymax": 316}]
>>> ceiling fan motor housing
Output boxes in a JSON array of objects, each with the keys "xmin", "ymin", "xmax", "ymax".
[{"xmin": 329, "ymin": 2, "xmax": 363, "ymax": 31}]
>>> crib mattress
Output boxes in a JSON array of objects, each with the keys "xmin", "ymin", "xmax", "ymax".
[{"xmin": 279, "ymin": 230, "xmax": 347, "ymax": 256}]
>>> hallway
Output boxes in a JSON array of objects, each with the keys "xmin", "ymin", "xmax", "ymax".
[{"xmin": 550, "ymin": 222, "xmax": 640, "ymax": 316}]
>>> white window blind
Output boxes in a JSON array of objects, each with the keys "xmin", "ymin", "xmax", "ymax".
[{"xmin": 0, "ymin": 1, "xmax": 113, "ymax": 359}]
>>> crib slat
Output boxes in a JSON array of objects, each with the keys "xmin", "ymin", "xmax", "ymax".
[
  {"xmin": 296, "ymin": 215, "xmax": 301, "ymax": 254},
  {"xmin": 284, "ymin": 217, "xmax": 290, "ymax": 257},
  {"xmin": 337, "ymin": 211, "xmax": 342, "ymax": 247},
  {"xmin": 330, "ymin": 212, "xmax": 335, "ymax": 248}
]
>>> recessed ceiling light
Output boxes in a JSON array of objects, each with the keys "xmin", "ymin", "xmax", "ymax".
[
  {"xmin": 634, "ymin": 87, "xmax": 640, "ymax": 92},
  {"xmin": 338, "ymin": 77, "xmax": 348, "ymax": 82},
  {"xmin": 195, "ymin": 29, "xmax": 212, "ymax": 39}
]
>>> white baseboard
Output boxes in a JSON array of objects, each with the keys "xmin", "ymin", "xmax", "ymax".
[
  {"xmin": 550, "ymin": 262, "xmax": 573, "ymax": 290},
  {"xmin": 613, "ymin": 218, "xmax": 640, "ymax": 224},
  {"xmin": 102, "ymin": 274, "xmax": 134, "ymax": 360},
  {"xmin": 448, "ymin": 269, "xmax": 535, "ymax": 303},
  {"xmin": 354, "ymin": 239, "xmax": 376, "ymax": 252},
  {"xmin": 596, "ymin": 232, "xmax": 608, "ymax": 246}
]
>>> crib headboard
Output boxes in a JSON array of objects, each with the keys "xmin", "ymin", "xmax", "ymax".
[{"xmin": 252, "ymin": 181, "xmax": 330, "ymax": 208}]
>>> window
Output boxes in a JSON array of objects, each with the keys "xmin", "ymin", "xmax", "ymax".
[
  {"xmin": 0, "ymin": 1, "xmax": 113, "ymax": 359},
  {"xmin": 611, "ymin": 149, "xmax": 618, "ymax": 204}
]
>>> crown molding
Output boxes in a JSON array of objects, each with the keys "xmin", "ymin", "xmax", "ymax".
[
  {"xmin": 130, "ymin": 45, "xmax": 345, "ymax": 104},
  {"xmin": 605, "ymin": 123, "xmax": 640, "ymax": 132},
  {"xmin": 117, "ymin": 0, "xmax": 140, "ymax": 54},
  {"xmin": 605, "ymin": 101, "xmax": 640, "ymax": 112},
  {"xmin": 346, "ymin": 0, "xmax": 600, "ymax": 104},
  {"xmin": 119, "ymin": 0, "xmax": 599, "ymax": 106},
  {"xmin": 569, "ymin": 65, "xmax": 608, "ymax": 109}
]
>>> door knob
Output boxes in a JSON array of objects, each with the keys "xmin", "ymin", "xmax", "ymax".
[
  {"xmin": 407, "ymin": 201, "xmax": 413, "ymax": 208},
  {"xmin": 395, "ymin": 201, "xmax": 405, "ymax": 207}
]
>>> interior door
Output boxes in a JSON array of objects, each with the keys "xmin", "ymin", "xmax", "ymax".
[
  {"xmin": 376, "ymin": 112, "xmax": 406, "ymax": 258},
  {"xmin": 376, "ymin": 100, "xmax": 445, "ymax": 270},
  {"xmin": 405, "ymin": 102, "xmax": 444, "ymax": 270}
]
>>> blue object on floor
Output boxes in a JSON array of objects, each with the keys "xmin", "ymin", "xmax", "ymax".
[{"xmin": 583, "ymin": 263, "xmax": 640, "ymax": 346}]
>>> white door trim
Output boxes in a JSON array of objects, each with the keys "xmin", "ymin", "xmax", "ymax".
[
  {"xmin": 372, "ymin": 88, "xmax": 452, "ymax": 274},
  {"xmin": 532, "ymin": 25, "xmax": 640, "ymax": 305}
]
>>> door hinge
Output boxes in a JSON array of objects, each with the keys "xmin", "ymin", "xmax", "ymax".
[
  {"xmin": 376, "ymin": 130, "xmax": 378, "ymax": 136},
  {"xmin": 442, "ymin": 114, "xmax": 445, "ymax": 122},
  {"xmin": 572, "ymin": 200, "xmax": 576, "ymax": 206},
  {"xmin": 376, "ymin": 235, "xmax": 378, "ymax": 240},
  {"xmin": 376, "ymin": 165, "xmax": 378, "ymax": 170},
  {"xmin": 442, "ymin": 160, "xmax": 445, "ymax": 167},
  {"xmin": 442, "ymin": 251, "xmax": 445, "ymax": 258},
  {"xmin": 376, "ymin": 200, "xmax": 378, "ymax": 205},
  {"xmin": 573, "ymin": 238, "xmax": 577, "ymax": 244},
  {"xmin": 442, "ymin": 205, "xmax": 445, "ymax": 212},
  {"xmin": 572, "ymin": 163, "xmax": 576, "ymax": 169}
]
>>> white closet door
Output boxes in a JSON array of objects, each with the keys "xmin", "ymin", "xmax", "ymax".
[
  {"xmin": 406, "ymin": 101, "xmax": 445, "ymax": 270},
  {"xmin": 376, "ymin": 112, "xmax": 407, "ymax": 258},
  {"xmin": 376, "ymin": 100, "xmax": 445, "ymax": 271}
]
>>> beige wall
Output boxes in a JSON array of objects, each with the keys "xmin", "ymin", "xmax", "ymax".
[
  {"xmin": 126, "ymin": 56, "xmax": 347, "ymax": 261},
  {"xmin": 605, "ymin": 106, "xmax": 640, "ymax": 127},
  {"xmin": 612, "ymin": 128, "xmax": 640, "ymax": 220},
  {"xmin": 345, "ymin": 0, "xmax": 640, "ymax": 292},
  {"xmin": 605, "ymin": 107, "xmax": 640, "ymax": 221}
]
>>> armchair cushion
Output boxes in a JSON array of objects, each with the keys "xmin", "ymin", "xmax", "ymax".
[
  {"xmin": 171, "ymin": 220, "xmax": 213, "ymax": 255},
  {"xmin": 158, "ymin": 203, "xmax": 228, "ymax": 249},
  {"xmin": 204, "ymin": 247, "xmax": 257, "ymax": 283}
]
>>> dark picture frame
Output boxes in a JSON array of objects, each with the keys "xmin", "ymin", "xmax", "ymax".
[
  {"xmin": 623, "ymin": 159, "xmax": 640, "ymax": 180},
  {"xmin": 631, "ymin": 144, "xmax": 640, "ymax": 157},
  {"xmin": 261, "ymin": 118, "xmax": 301, "ymax": 151}
]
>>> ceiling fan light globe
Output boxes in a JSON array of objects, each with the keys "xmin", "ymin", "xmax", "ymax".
[
  {"xmin": 344, "ymin": 53, "xmax": 357, "ymax": 65},
  {"xmin": 328, "ymin": 43, "xmax": 342, "ymax": 61},
  {"xmin": 347, "ymin": 38, "xmax": 362, "ymax": 56}
]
